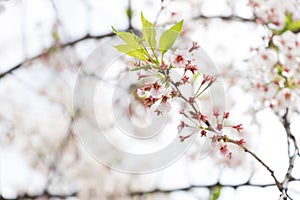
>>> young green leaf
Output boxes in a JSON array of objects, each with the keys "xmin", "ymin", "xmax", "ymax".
[
  {"xmin": 141, "ymin": 12, "xmax": 156, "ymax": 50},
  {"xmin": 112, "ymin": 26, "xmax": 151, "ymax": 60},
  {"xmin": 209, "ymin": 186, "xmax": 222, "ymax": 200},
  {"xmin": 275, "ymin": 13, "xmax": 300, "ymax": 35},
  {"xmin": 159, "ymin": 20, "xmax": 183, "ymax": 54},
  {"xmin": 114, "ymin": 44, "xmax": 147, "ymax": 61},
  {"xmin": 112, "ymin": 26, "xmax": 144, "ymax": 49},
  {"xmin": 286, "ymin": 20, "xmax": 300, "ymax": 33},
  {"xmin": 285, "ymin": 13, "xmax": 293, "ymax": 25},
  {"xmin": 192, "ymin": 71, "xmax": 201, "ymax": 82}
]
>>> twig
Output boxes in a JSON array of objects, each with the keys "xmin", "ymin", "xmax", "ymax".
[
  {"xmin": 281, "ymin": 108, "xmax": 299, "ymax": 200},
  {"xmin": 218, "ymin": 136, "xmax": 283, "ymax": 192}
]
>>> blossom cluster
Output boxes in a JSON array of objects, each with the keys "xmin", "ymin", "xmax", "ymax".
[
  {"xmin": 114, "ymin": 12, "xmax": 246, "ymax": 159},
  {"xmin": 133, "ymin": 46, "xmax": 212, "ymax": 111},
  {"xmin": 249, "ymin": 0, "xmax": 300, "ymax": 31},
  {"xmin": 132, "ymin": 48, "xmax": 245, "ymax": 159},
  {"xmin": 249, "ymin": 30, "xmax": 300, "ymax": 113},
  {"xmin": 179, "ymin": 105, "xmax": 245, "ymax": 159}
]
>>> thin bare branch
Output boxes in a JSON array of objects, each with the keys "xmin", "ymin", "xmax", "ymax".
[
  {"xmin": 0, "ymin": 191, "xmax": 77, "ymax": 200},
  {"xmin": 129, "ymin": 179, "xmax": 300, "ymax": 196},
  {"xmin": 127, "ymin": 0, "xmax": 133, "ymax": 29},
  {"xmin": 280, "ymin": 108, "xmax": 300, "ymax": 200},
  {"xmin": 192, "ymin": 14, "xmax": 258, "ymax": 23},
  {"xmin": 0, "ymin": 31, "xmax": 127, "ymax": 79}
]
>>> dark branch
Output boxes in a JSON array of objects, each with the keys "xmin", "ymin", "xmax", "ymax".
[
  {"xmin": 192, "ymin": 14, "xmax": 257, "ymax": 23},
  {"xmin": 129, "ymin": 179, "xmax": 300, "ymax": 196},
  {"xmin": 0, "ymin": 190, "xmax": 77, "ymax": 200},
  {"xmin": 127, "ymin": 0, "xmax": 133, "ymax": 29},
  {"xmin": 0, "ymin": 31, "xmax": 125, "ymax": 80},
  {"xmin": 281, "ymin": 108, "xmax": 300, "ymax": 200}
]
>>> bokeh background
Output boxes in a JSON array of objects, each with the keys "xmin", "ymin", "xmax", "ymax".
[{"xmin": 1, "ymin": 0, "xmax": 300, "ymax": 199}]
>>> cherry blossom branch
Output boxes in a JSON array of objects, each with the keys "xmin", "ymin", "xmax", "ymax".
[
  {"xmin": 112, "ymin": 11, "xmax": 300, "ymax": 198},
  {"xmin": 167, "ymin": 50, "xmax": 298, "ymax": 200},
  {"xmin": 159, "ymin": 63, "xmax": 285, "ymax": 193},
  {"xmin": 171, "ymin": 74, "xmax": 284, "ymax": 192},
  {"xmin": 168, "ymin": 71, "xmax": 282, "ymax": 192}
]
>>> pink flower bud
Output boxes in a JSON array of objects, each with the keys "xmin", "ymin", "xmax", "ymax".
[
  {"xmin": 232, "ymin": 124, "xmax": 243, "ymax": 132},
  {"xmin": 177, "ymin": 120, "xmax": 186, "ymax": 134},
  {"xmin": 201, "ymin": 130, "xmax": 207, "ymax": 137},
  {"xmin": 160, "ymin": 62, "xmax": 169, "ymax": 71},
  {"xmin": 220, "ymin": 144, "xmax": 229, "ymax": 155},
  {"xmin": 213, "ymin": 108, "xmax": 220, "ymax": 117},
  {"xmin": 182, "ymin": 75, "xmax": 190, "ymax": 84},
  {"xmin": 237, "ymin": 139, "xmax": 246, "ymax": 146},
  {"xmin": 223, "ymin": 112, "xmax": 230, "ymax": 119},
  {"xmin": 189, "ymin": 41, "xmax": 200, "ymax": 52},
  {"xmin": 144, "ymin": 96, "xmax": 158, "ymax": 109}
]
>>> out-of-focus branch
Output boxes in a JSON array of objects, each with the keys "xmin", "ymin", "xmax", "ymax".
[
  {"xmin": 129, "ymin": 178, "xmax": 300, "ymax": 196},
  {"xmin": 127, "ymin": 0, "xmax": 133, "ymax": 29},
  {"xmin": 281, "ymin": 108, "xmax": 299, "ymax": 200},
  {"xmin": 0, "ymin": 74, "xmax": 77, "ymax": 199},
  {"xmin": 0, "ymin": 191, "xmax": 77, "ymax": 200},
  {"xmin": 50, "ymin": 0, "xmax": 69, "ymax": 41},
  {"xmin": 0, "ymin": 9, "xmax": 257, "ymax": 80},
  {"xmin": 153, "ymin": 0, "xmax": 171, "ymax": 26},
  {"xmin": 192, "ymin": 14, "xmax": 258, "ymax": 23},
  {"xmin": 0, "ymin": 31, "xmax": 127, "ymax": 80}
]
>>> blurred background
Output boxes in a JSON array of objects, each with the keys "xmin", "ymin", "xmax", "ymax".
[{"xmin": 0, "ymin": 0, "xmax": 300, "ymax": 199}]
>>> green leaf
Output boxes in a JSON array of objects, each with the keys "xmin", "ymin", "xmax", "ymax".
[
  {"xmin": 112, "ymin": 26, "xmax": 144, "ymax": 49},
  {"xmin": 276, "ymin": 64, "xmax": 283, "ymax": 75},
  {"xmin": 130, "ymin": 65, "xmax": 153, "ymax": 71},
  {"xmin": 286, "ymin": 20, "xmax": 300, "ymax": 32},
  {"xmin": 274, "ymin": 13, "xmax": 300, "ymax": 35},
  {"xmin": 159, "ymin": 20, "xmax": 183, "ymax": 54},
  {"xmin": 141, "ymin": 12, "xmax": 156, "ymax": 50},
  {"xmin": 112, "ymin": 26, "xmax": 150, "ymax": 60},
  {"xmin": 114, "ymin": 44, "xmax": 147, "ymax": 61},
  {"xmin": 285, "ymin": 13, "xmax": 293, "ymax": 25},
  {"xmin": 209, "ymin": 186, "xmax": 222, "ymax": 200},
  {"xmin": 285, "ymin": 13, "xmax": 300, "ymax": 33},
  {"xmin": 52, "ymin": 30, "xmax": 59, "ymax": 42},
  {"xmin": 126, "ymin": 8, "xmax": 133, "ymax": 19},
  {"xmin": 192, "ymin": 71, "xmax": 201, "ymax": 82}
]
